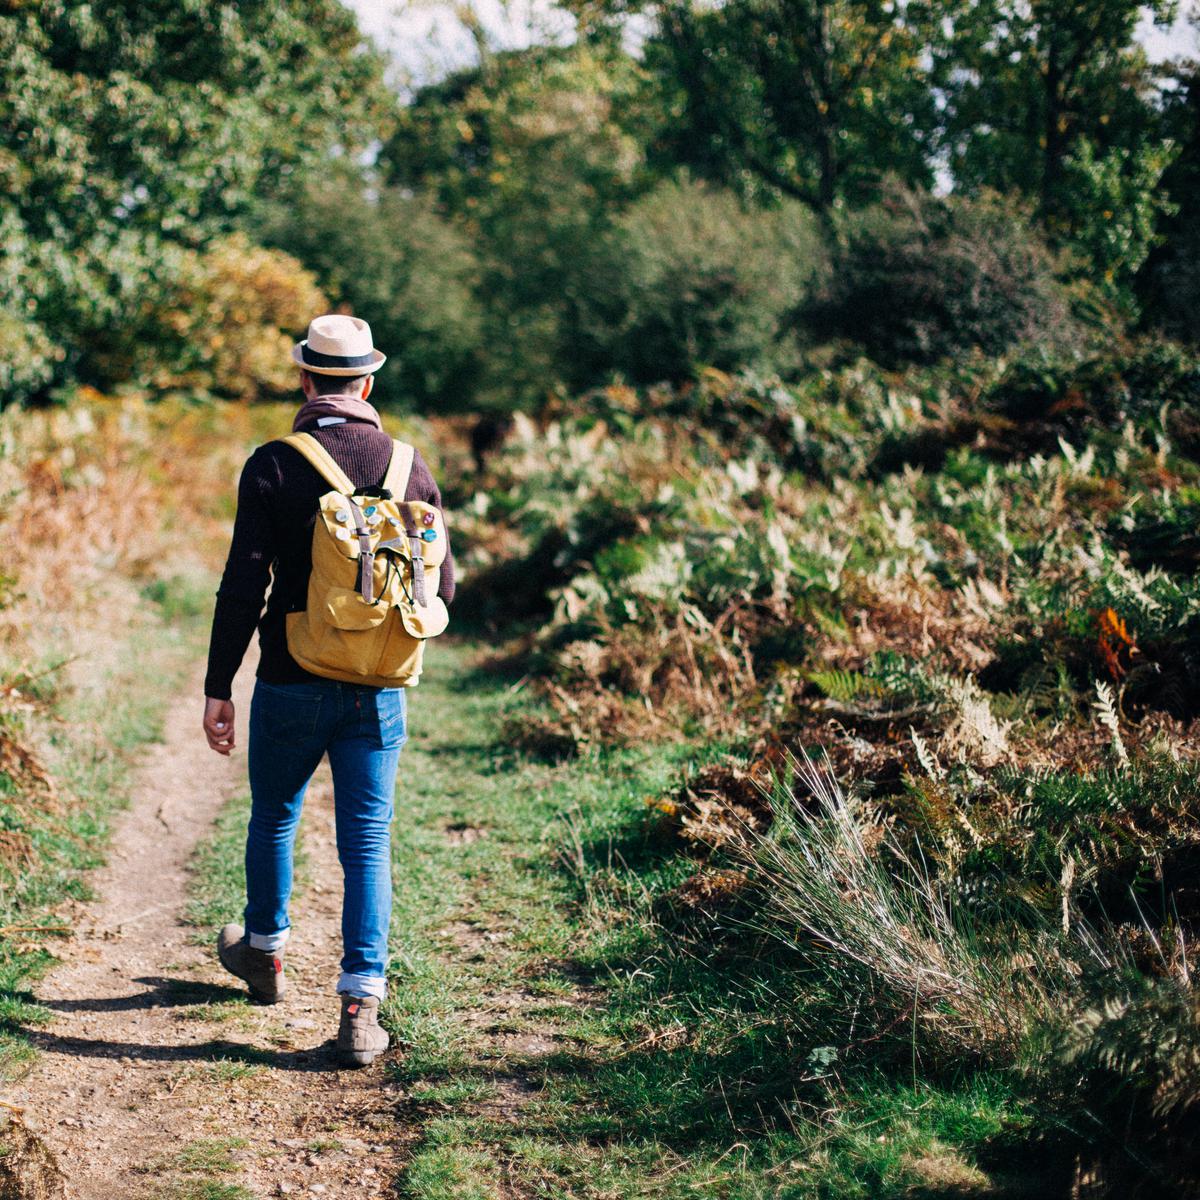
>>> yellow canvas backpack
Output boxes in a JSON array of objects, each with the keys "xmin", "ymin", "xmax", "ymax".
[{"xmin": 278, "ymin": 432, "xmax": 450, "ymax": 688}]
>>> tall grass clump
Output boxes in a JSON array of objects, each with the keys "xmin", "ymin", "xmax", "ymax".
[{"xmin": 742, "ymin": 749, "xmax": 1064, "ymax": 1065}]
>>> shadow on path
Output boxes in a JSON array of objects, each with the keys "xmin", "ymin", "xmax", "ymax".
[
  {"xmin": 23, "ymin": 1027, "xmax": 343, "ymax": 1073},
  {"xmin": 23, "ymin": 975, "xmax": 347, "ymax": 1073},
  {"xmin": 37, "ymin": 976, "xmax": 245, "ymax": 1014}
]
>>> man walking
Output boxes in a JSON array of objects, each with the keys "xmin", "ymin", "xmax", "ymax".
[{"xmin": 201, "ymin": 314, "xmax": 454, "ymax": 1066}]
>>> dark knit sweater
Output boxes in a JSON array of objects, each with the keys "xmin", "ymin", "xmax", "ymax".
[{"xmin": 203, "ymin": 418, "xmax": 455, "ymax": 701}]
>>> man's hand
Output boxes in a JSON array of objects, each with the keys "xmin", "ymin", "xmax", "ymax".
[{"xmin": 203, "ymin": 697, "xmax": 236, "ymax": 755}]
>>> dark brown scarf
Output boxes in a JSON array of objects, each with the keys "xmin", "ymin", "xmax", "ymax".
[{"xmin": 292, "ymin": 396, "xmax": 382, "ymax": 432}]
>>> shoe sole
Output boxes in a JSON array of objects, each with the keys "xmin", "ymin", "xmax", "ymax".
[
  {"xmin": 217, "ymin": 942, "xmax": 285, "ymax": 1005},
  {"xmin": 337, "ymin": 1047, "xmax": 385, "ymax": 1068}
]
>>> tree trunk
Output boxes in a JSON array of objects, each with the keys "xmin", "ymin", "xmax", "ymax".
[
  {"xmin": 1042, "ymin": 38, "xmax": 1064, "ymax": 220},
  {"xmin": 814, "ymin": 2, "xmax": 838, "ymax": 212}
]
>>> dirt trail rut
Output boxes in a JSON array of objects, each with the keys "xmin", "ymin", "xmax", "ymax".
[{"xmin": 3, "ymin": 661, "xmax": 411, "ymax": 1199}]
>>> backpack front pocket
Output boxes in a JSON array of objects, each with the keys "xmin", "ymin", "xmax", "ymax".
[
  {"xmin": 323, "ymin": 587, "xmax": 389, "ymax": 631},
  {"xmin": 372, "ymin": 610, "xmax": 426, "ymax": 683}
]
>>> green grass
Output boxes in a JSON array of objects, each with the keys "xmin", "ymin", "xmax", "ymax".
[
  {"xmin": 379, "ymin": 639, "xmax": 1045, "ymax": 1198},
  {"xmin": 177, "ymin": 1000, "xmax": 253, "ymax": 1024},
  {"xmin": 0, "ymin": 609, "xmax": 1052, "ymax": 1195},
  {"xmin": 0, "ymin": 589, "xmax": 214, "ymax": 1080},
  {"xmin": 195, "ymin": 1059, "xmax": 262, "ymax": 1084},
  {"xmin": 409, "ymin": 1077, "xmax": 498, "ymax": 1106},
  {"xmin": 185, "ymin": 791, "xmax": 253, "ymax": 937},
  {"xmin": 139, "ymin": 572, "xmax": 220, "ymax": 624},
  {"xmin": 152, "ymin": 1182, "xmax": 254, "ymax": 1200},
  {"xmin": 165, "ymin": 1138, "xmax": 249, "ymax": 1174}
]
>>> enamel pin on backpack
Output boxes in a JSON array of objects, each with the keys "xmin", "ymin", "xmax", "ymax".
[{"xmin": 278, "ymin": 433, "xmax": 450, "ymax": 687}]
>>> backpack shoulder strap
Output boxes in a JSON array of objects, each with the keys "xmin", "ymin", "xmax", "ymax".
[
  {"xmin": 277, "ymin": 432, "xmax": 356, "ymax": 494},
  {"xmin": 383, "ymin": 439, "xmax": 416, "ymax": 500}
]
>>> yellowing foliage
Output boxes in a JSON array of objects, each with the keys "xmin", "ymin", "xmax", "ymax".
[{"xmin": 156, "ymin": 234, "xmax": 328, "ymax": 401}]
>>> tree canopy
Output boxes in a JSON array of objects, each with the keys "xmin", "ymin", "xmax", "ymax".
[
  {"xmin": 645, "ymin": 0, "xmax": 942, "ymax": 213},
  {"xmin": 0, "ymin": 0, "xmax": 391, "ymax": 397},
  {"xmin": 3, "ymin": 0, "xmax": 1198, "ymax": 407}
]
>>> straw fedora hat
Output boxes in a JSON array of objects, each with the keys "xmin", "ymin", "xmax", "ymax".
[{"xmin": 291, "ymin": 314, "xmax": 387, "ymax": 377}]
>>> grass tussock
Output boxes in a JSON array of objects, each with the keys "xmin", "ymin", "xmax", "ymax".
[{"xmin": 745, "ymin": 750, "xmax": 1050, "ymax": 1064}]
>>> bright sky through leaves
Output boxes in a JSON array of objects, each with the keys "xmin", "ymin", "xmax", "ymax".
[{"xmin": 346, "ymin": 0, "xmax": 1198, "ymax": 90}]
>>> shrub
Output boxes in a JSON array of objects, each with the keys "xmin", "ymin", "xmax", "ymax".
[
  {"xmin": 562, "ymin": 176, "xmax": 823, "ymax": 387},
  {"xmin": 984, "ymin": 340, "xmax": 1200, "ymax": 457},
  {"xmin": 0, "ymin": 214, "xmax": 190, "ymax": 397},
  {"xmin": 251, "ymin": 178, "xmax": 485, "ymax": 410},
  {"xmin": 151, "ymin": 234, "xmax": 328, "ymax": 400},
  {"xmin": 0, "ymin": 308, "xmax": 61, "ymax": 405},
  {"xmin": 805, "ymin": 185, "xmax": 1085, "ymax": 367},
  {"xmin": 1142, "ymin": 227, "xmax": 1200, "ymax": 345}
]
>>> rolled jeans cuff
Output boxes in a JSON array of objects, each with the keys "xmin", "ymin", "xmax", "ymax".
[
  {"xmin": 337, "ymin": 971, "xmax": 386, "ymax": 1000},
  {"xmin": 247, "ymin": 928, "xmax": 289, "ymax": 953}
]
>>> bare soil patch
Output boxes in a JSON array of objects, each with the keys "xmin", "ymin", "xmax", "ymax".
[{"xmin": 2, "ymin": 663, "xmax": 412, "ymax": 1199}]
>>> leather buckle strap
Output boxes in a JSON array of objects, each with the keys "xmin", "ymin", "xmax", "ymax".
[
  {"xmin": 345, "ymin": 497, "xmax": 376, "ymax": 605},
  {"xmin": 398, "ymin": 502, "xmax": 427, "ymax": 607}
]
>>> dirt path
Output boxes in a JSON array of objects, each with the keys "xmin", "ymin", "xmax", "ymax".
[{"xmin": 3, "ymin": 662, "xmax": 412, "ymax": 1199}]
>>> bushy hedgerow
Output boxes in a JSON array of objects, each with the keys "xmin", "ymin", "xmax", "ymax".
[
  {"xmin": 251, "ymin": 178, "xmax": 486, "ymax": 410},
  {"xmin": 561, "ymin": 177, "xmax": 824, "ymax": 387},
  {"xmin": 805, "ymin": 185, "xmax": 1086, "ymax": 367},
  {"xmin": 150, "ymin": 234, "xmax": 328, "ymax": 400}
]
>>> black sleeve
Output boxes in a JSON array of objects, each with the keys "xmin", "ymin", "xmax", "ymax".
[{"xmin": 203, "ymin": 451, "xmax": 276, "ymax": 700}]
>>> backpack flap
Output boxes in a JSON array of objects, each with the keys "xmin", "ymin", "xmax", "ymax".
[
  {"xmin": 398, "ymin": 595, "xmax": 450, "ymax": 640},
  {"xmin": 317, "ymin": 493, "xmax": 365, "ymax": 560}
]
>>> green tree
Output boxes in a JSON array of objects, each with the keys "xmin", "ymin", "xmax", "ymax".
[
  {"xmin": 385, "ymin": 29, "xmax": 657, "ymax": 213},
  {"xmin": 251, "ymin": 173, "xmax": 486, "ymax": 410},
  {"xmin": 383, "ymin": 34, "xmax": 663, "ymax": 405},
  {"xmin": 1139, "ymin": 48, "xmax": 1200, "ymax": 339},
  {"xmin": 935, "ymin": 1, "xmax": 1181, "ymax": 310},
  {"xmin": 0, "ymin": 0, "xmax": 393, "ymax": 399},
  {"xmin": 1059, "ymin": 135, "xmax": 1178, "ymax": 301},
  {"xmin": 643, "ymin": 0, "xmax": 943, "ymax": 214},
  {"xmin": 939, "ymin": 1, "xmax": 1176, "ymax": 222}
]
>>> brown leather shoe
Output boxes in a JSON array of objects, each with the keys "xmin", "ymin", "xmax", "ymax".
[
  {"xmin": 336, "ymin": 994, "xmax": 389, "ymax": 1067},
  {"xmin": 217, "ymin": 923, "xmax": 286, "ymax": 1004}
]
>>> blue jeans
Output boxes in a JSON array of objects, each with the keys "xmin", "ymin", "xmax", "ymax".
[{"xmin": 244, "ymin": 678, "xmax": 407, "ymax": 999}]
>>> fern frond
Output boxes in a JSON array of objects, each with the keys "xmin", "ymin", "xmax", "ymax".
[
  {"xmin": 911, "ymin": 729, "xmax": 944, "ymax": 781},
  {"xmin": 1018, "ymin": 661, "xmax": 1065, "ymax": 716},
  {"xmin": 805, "ymin": 669, "xmax": 884, "ymax": 703},
  {"xmin": 1093, "ymin": 680, "xmax": 1129, "ymax": 767}
]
